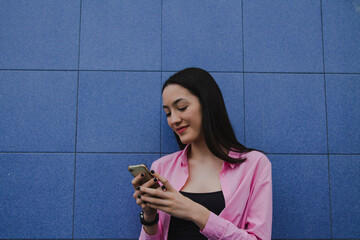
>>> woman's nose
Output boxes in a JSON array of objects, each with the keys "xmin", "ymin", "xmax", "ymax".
[{"xmin": 169, "ymin": 113, "xmax": 181, "ymax": 125}]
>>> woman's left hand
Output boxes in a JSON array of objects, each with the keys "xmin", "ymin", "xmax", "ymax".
[{"xmin": 138, "ymin": 171, "xmax": 210, "ymax": 229}]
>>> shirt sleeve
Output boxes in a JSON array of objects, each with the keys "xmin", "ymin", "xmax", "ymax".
[
  {"xmin": 139, "ymin": 224, "xmax": 162, "ymax": 240},
  {"xmin": 201, "ymin": 158, "xmax": 272, "ymax": 240}
]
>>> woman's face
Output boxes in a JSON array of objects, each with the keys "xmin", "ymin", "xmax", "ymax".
[{"xmin": 162, "ymin": 84, "xmax": 203, "ymax": 145}]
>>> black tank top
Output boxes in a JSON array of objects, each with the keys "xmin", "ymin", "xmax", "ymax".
[{"xmin": 168, "ymin": 191, "xmax": 225, "ymax": 240}]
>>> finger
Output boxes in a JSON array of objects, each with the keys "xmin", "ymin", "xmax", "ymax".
[
  {"xmin": 134, "ymin": 191, "xmax": 156, "ymax": 211},
  {"xmin": 144, "ymin": 202, "xmax": 171, "ymax": 214},
  {"xmin": 131, "ymin": 173, "xmax": 145, "ymax": 189},
  {"xmin": 140, "ymin": 176, "xmax": 161, "ymax": 189},
  {"xmin": 136, "ymin": 198, "xmax": 143, "ymax": 205},
  {"xmin": 136, "ymin": 194, "xmax": 153, "ymax": 207},
  {"xmin": 141, "ymin": 194, "xmax": 170, "ymax": 207},
  {"xmin": 136, "ymin": 194, "xmax": 145, "ymax": 206},
  {"xmin": 140, "ymin": 186, "xmax": 168, "ymax": 199},
  {"xmin": 132, "ymin": 188, "xmax": 142, "ymax": 199},
  {"xmin": 151, "ymin": 171, "xmax": 174, "ymax": 191}
]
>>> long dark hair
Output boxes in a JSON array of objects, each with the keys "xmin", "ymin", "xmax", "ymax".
[{"xmin": 162, "ymin": 67, "xmax": 258, "ymax": 164}]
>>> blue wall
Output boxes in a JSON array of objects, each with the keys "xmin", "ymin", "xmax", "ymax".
[{"xmin": 0, "ymin": 0, "xmax": 359, "ymax": 239}]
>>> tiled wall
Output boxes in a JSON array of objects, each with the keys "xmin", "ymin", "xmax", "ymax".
[{"xmin": 0, "ymin": 1, "xmax": 359, "ymax": 239}]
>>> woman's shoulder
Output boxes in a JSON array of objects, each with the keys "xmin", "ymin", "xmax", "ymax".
[
  {"xmin": 151, "ymin": 149, "xmax": 185, "ymax": 170},
  {"xmin": 155, "ymin": 150, "xmax": 183, "ymax": 163},
  {"xmin": 244, "ymin": 150, "xmax": 268, "ymax": 159},
  {"xmin": 230, "ymin": 150, "xmax": 271, "ymax": 181},
  {"xmin": 237, "ymin": 150, "xmax": 271, "ymax": 168}
]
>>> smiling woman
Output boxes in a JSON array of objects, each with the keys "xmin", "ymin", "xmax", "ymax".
[
  {"xmin": 162, "ymin": 84, "xmax": 203, "ymax": 146},
  {"xmin": 131, "ymin": 68, "xmax": 272, "ymax": 240}
]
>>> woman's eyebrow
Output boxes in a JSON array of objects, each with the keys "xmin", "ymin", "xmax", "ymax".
[{"xmin": 163, "ymin": 98, "xmax": 186, "ymax": 109}]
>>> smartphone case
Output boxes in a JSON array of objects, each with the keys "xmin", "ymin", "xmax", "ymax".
[{"xmin": 128, "ymin": 164, "xmax": 160, "ymax": 189}]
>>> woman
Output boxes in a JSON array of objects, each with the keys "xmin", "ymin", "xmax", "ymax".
[{"xmin": 132, "ymin": 68, "xmax": 272, "ymax": 240}]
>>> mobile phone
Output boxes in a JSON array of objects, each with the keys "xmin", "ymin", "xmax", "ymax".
[{"xmin": 128, "ymin": 164, "xmax": 160, "ymax": 189}]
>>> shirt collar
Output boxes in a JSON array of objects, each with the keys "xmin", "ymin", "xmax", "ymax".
[
  {"xmin": 224, "ymin": 160, "xmax": 237, "ymax": 169},
  {"xmin": 180, "ymin": 144, "xmax": 191, "ymax": 166},
  {"xmin": 179, "ymin": 144, "xmax": 240, "ymax": 169},
  {"xmin": 226, "ymin": 150, "xmax": 242, "ymax": 169}
]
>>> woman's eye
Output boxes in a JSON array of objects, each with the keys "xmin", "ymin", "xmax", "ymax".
[
  {"xmin": 165, "ymin": 112, "xmax": 171, "ymax": 117},
  {"xmin": 179, "ymin": 106, "xmax": 188, "ymax": 111}
]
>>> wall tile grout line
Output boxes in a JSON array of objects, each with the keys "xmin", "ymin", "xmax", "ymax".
[
  {"xmin": 241, "ymin": 0, "xmax": 246, "ymax": 146},
  {"xmin": 0, "ymin": 152, "xmax": 76, "ymax": 154},
  {"xmin": 0, "ymin": 69, "xmax": 78, "ymax": 72},
  {"xmin": 1, "ymin": 69, "xmax": 360, "ymax": 75},
  {"xmin": 320, "ymin": 0, "xmax": 333, "ymax": 238},
  {"xmin": 1, "ymin": 152, "xmax": 359, "ymax": 155},
  {"xmin": 160, "ymin": 0, "xmax": 163, "ymax": 154},
  {"xmin": 160, "ymin": 73, "xmax": 163, "ymax": 154},
  {"xmin": 72, "ymin": 0, "xmax": 83, "ymax": 238}
]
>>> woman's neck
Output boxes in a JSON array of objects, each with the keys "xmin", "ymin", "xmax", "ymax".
[{"xmin": 188, "ymin": 139, "xmax": 220, "ymax": 164}]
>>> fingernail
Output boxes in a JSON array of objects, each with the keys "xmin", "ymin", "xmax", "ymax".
[
  {"xmin": 161, "ymin": 186, "xmax": 166, "ymax": 190},
  {"xmin": 154, "ymin": 178, "xmax": 158, "ymax": 182},
  {"xmin": 150, "ymin": 170, "xmax": 155, "ymax": 174},
  {"xmin": 137, "ymin": 195, "xmax": 141, "ymax": 199},
  {"xmin": 136, "ymin": 187, "xmax": 140, "ymax": 190},
  {"xmin": 143, "ymin": 201, "xmax": 147, "ymax": 204},
  {"xmin": 141, "ymin": 173, "xmax": 144, "ymax": 177}
]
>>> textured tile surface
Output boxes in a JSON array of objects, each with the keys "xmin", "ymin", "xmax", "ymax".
[
  {"xmin": 243, "ymin": 0, "xmax": 323, "ymax": 72},
  {"xmin": 0, "ymin": 71, "xmax": 77, "ymax": 152},
  {"xmin": 245, "ymin": 73, "xmax": 327, "ymax": 153},
  {"xmin": 0, "ymin": 153, "xmax": 74, "ymax": 238},
  {"xmin": 0, "ymin": 0, "xmax": 80, "ymax": 69},
  {"xmin": 330, "ymin": 155, "xmax": 360, "ymax": 238},
  {"xmin": 322, "ymin": 0, "xmax": 360, "ymax": 73},
  {"xmin": 271, "ymin": 155, "xmax": 331, "ymax": 238},
  {"xmin": 77, "ymin": 71, "xmax": 161, "ymax": 152},
  {"xmin": 162, "ymin": 0, "xmax": 243, "ymax": 71},
  {"xmin": 80, "ymin": 0, "xmax": 161, "ymax": 70},
  {"xmin": 326, "ymin": 74, "xmax": 360, "ymax": 153},
  {"xmin": 74, "ymin": 153, "xmax": 160, "ymax": 238}
]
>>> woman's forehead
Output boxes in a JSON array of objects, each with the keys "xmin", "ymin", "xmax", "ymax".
[{"xmin": 162, "ymin": 84, "xmax": 195, "ymax": 102}]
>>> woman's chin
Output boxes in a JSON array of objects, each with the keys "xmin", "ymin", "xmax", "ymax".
[
  {"xmin": 178, "ymin": 136, "xmax": 190, "ymax": 145},
  {"xmin": 180, "ymin": 139, "xmax": 190, "ymax": 145},
  {"xmin": 178, "ymin": 134, "xmax": 204, "ymax": 146}
]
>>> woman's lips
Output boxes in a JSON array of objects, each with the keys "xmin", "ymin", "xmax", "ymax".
[{"xmin": 176, "ymin": 126, "xmax": 188, "ymax": 134}]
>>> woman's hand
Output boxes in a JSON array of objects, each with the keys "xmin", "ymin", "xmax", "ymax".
[
  {"xmin": 138, "ymin": 171, "xmax": 210, "ymax": 230},
  {"xmin": 131, "ymin": 173, "xmax": 158, "ymax": 221}
]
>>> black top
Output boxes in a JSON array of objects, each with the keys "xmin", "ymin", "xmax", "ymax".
[{"xmin": 168, "ymin": 191, "xmax": 225, "ymax": 240}]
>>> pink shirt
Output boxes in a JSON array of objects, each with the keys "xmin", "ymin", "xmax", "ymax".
[{"xmin": 139, "ymin": 145, "xmax": 272, "ymax": 240}]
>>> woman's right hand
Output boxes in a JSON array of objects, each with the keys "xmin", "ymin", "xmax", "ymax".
[{"xmin": 132, "ymin": 173, "xmax": 159, "ymax": 221}]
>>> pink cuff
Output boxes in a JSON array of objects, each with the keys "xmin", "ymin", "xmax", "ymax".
[
  {"xmin": 139, "ymin": 226, "xmax": 161, "ymax": 240},
  {"xmin": 200, "ymin": 212, "xmax": 227, "ymax": 239}
]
